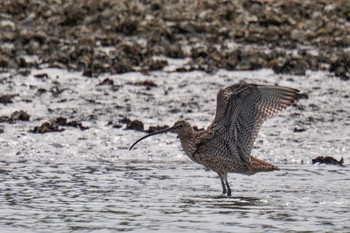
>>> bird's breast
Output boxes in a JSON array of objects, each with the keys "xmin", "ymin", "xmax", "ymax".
[{"xmin": 177, "ymin": 137, "xmax": 199, "ymax": 162}]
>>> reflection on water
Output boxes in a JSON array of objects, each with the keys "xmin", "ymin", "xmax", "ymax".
[{"xmin": 181, "ymin": 195, "xmax": 262, "ymax": 210}]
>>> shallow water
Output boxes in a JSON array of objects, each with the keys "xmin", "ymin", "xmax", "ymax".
[
  {"xmin": 1, "ymin": 160, "xmax": 349, "ymax": 232},
  {"xmin": 1, "ymin": 68, "xmax": 349, "ymax": 232}
]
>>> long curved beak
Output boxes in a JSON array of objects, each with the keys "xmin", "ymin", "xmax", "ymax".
[{"xmin": 129, "ymin": 126, "xmax": 175, "ymax": 150}]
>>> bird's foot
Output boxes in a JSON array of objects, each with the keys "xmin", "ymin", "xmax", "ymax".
[
  {"xmin": 222, "ymin": 188, "xmax": 227, "ymax": 195},
  {"xmin": 227, "ymin": 186, "xmax": 232, "ymax": 196}
]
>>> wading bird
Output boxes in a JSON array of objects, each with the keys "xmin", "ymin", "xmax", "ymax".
[{"xmin": 129, "ymin": 83, "xmax": 299, "ymax": 196}]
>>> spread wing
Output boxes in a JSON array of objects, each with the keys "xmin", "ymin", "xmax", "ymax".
[{"xmin": 202, "ymin": 83, "xmax": 299, "ymax": 167}]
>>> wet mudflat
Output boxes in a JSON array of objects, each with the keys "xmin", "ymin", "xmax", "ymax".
[{"xmin": 0, "ymin": 68, "xmax": 349, "ymax": 232}]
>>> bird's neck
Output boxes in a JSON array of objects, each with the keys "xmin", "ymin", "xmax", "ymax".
[{"xmin": 177, "ymin": 130, "xmax": 197, "ymax": 158}]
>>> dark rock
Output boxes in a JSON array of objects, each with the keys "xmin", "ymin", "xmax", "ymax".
[
  {"xmin": 30, "ymin": 117, "xmax": 89, "ymax": 133},
  {"xmin": 0, "ymin": 116, "xmax": 11, "ymax": 123},
  {"xmin": 143, "ymin": 59, "xmax": 168, "ymax": 71},
  {"xmin": 107, "ymin": 120, "xmax": 123, "ymax": 129},
  {"xmin": 54, "ymin": 117, "xmax": 68, "ymax": 126},
  {"xmin": 115, "ymin": 18, "xmax": 138, "ymax": 36},
  {"xmin": 50, "ymin": 87, "xmax": 65, "ymax": 97},
  {"xmin": 293, "ymin": 127, "xmax": 306, "ymax": 133},
  {"xmin": 34, "ymin": 73, "xmax": 49, "ymax": 79},
  {"xmin": 190, "ymin": 47, "xmax": 210, "ymax": 60},
  {"xmin": 0, "ymin": 168, "xmax": 8, "ymax": 174},
  {"xmin": 119, "ymin": 117, "xmax": 131, "ymax": 125},
  {"xmin": 147, "ymin": 125, "xmax": 169, "ymax": 133},
  {"xmin": 0, "ymin": 110, "xmax": 30, "ymax": 122},
  {"xmin": 329, "ymin": 55, "xmax": 350, "ymax": 81},
  {"xmin": 10, "ymin": 110, "xmax": 30, "ymax": 121},
  {"xmin": 112, "ymin": 61, "xmax": 134, "ymax": 74},
  {"xmin": 114, "ymin": 43, "xmax": 144, "ymax": 67},
  {"xmin": 82, "ymin": 68, "xmax": 93, "ymax": 77},
  {"xmin": 272, "ymin": 57, "xmax": 307, "ymax": 76},
  {"xmin": 0, "ymin": 58, "xmax": 9, "ymax": 71},
  {"xmin": 37, "ymin": 88, "xmax": 48, "ymax": 95},
  {"xmin": 98, "ymin": 78, "xmax": 114, "ymax": 86},
  {"xmin": 30, "ymin": 122, "xmax": 64, "ymax": 134},
  {"xmin": 312, "ymin": 156, "xmax": 344, "ymax": 166},
  {"xmin": 112, "ymin": 124, "xmax": 122, "ymax": 129},
  {"xmin": 16, "ymin": 56, "xmax": 27, "ymax": 68},
  {"xmin": 130, "ymin": 80, "xmax": 158, "ymax": 88},
  {"xmin": 0, "ymin": 94, "xmax": 17, "ymax": 104},
  {"xmin": 126, "ymin": 120, "xmax": 144, "ymax": 132},
  {"xmin": 18, "ymin": 70, "xmax": 31, "ymax": 76},
  {"xmin": 175, "ymin": 66, "xmax": 197, "ymax": 72},
  {"xmin": 53, "ymin": 117, "xmax": 89, "ymax": 130},
  {"xmin": 165, "ymin": 44, "xmax": 185, "ymax": 58},
  {"xmin": 66, "ymin": 120, "xmax": 89, "ymax": 130}
]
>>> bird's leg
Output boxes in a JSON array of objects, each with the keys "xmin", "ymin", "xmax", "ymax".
[
  {"xmin": 222, "ymin": 173, "xmax": 231, "ymax": 196},
  {"xmin": 225, "ymin": 180, "xmax": 232, "ymax": 196},
  {"xmin": 219, "ymin": 175, "xmax": 227, "ymax": 194}
]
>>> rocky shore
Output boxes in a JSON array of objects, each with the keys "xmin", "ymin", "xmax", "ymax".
[{"xmin": 1, "ymin": 0, "xmax": 350, "ymax": 79}]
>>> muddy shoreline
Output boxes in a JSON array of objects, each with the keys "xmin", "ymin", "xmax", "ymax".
[{"xmin": 1, "ymin": 0, "xmax": 350, "ymax": 79}]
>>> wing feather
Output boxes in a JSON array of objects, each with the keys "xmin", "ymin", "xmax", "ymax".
[{"xmin": 205, "ymin": 83, "xmax": 299, "ymax": 167}]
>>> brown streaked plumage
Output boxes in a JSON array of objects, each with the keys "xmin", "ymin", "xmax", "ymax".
[{"xmin": 129, "ymin": 83, "xmax": 300, "ymax": 196}]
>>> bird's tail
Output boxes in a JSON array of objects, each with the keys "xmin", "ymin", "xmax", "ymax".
[{"xmin": 251, "ymin": 156, "xmax": 279, "ymax": 172}]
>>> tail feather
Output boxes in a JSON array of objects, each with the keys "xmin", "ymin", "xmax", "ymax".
[{"xmin": 251, "ymin": 156, "xmax": 279, "ymax": 172}]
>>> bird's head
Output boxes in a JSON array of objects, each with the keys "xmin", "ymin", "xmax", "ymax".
[
  {"xmin": 129, "ymin": 120, "xmax": 193, "ymax": 150},
  {"xmin": 171, "ymin": 120, "xmax": 192, "ymax": 136}
]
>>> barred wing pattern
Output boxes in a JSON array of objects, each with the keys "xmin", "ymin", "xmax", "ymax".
[{"xmin": 205, "ymin": 83, "xmax": 299, "ymax": 167}]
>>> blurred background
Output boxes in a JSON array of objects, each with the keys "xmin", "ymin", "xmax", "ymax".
[{"xmin": 1, "ymin": 0, "xmax": 349, "ymax": 79}]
